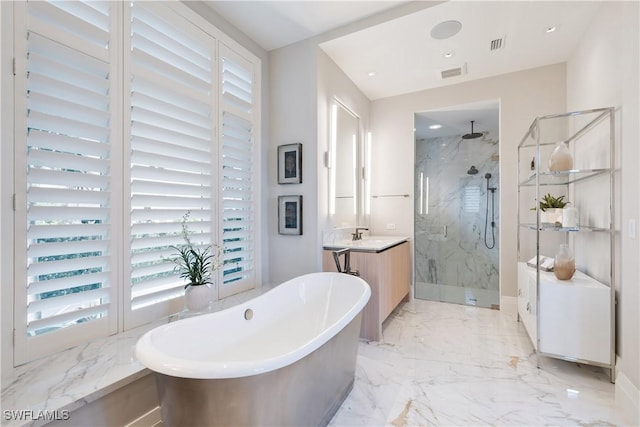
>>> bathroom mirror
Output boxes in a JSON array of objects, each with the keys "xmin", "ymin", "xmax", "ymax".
[{"xmin": 330, "ymin": 101, "xmax": 362, "ymax": 227}]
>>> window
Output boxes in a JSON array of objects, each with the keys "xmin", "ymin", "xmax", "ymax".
[
  {"xmin": 126, "ymin": 2, "xmax": 217, "ymax": 328},
  {"xmin": 14, "ymin": 0, "xmax": 118, "ymax": 364},
  {"xmin": 463, "ymin": 185, "xmax": 481, "ymax": 213},
  {"xmin": 219, "ymin": 45, "xmax": 261, "ymax": 298},
  {"xmin": 13, "ymin": 0, "xmax": 261, "ymax": 364}
]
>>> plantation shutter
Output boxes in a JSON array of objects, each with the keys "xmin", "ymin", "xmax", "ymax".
[
  {"xmin": 219, "ymin": 45, "xmax": 260, "ymax": 298},
  {"xmin": 14, "ymin": 1, "xmax": 117, "ymax": 363},
  {"xmin": 126, "ymin": 2, "xmax": 217, "ymax": 326}
]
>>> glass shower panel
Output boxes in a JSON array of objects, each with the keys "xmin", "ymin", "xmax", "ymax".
[{"xmin": 414, "ymin": 128, "xmax": 500, "ymax": 309}]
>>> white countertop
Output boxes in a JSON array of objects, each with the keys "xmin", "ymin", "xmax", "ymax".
[{"xmin": 323, "ymin": 235, "xmax": 409, "ymax": 252}]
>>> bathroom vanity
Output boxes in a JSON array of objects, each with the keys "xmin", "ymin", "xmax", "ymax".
[{"xmin": 322, "ymin": 236, "xmax": 411, "ymax": 341}]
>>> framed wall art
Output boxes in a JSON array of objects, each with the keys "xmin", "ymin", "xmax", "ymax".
[
  {"xmin": 278, "ymin": 195, "xmax": 303, "ymax": 235},
  {"xmin": 278, "ymin": 143, "xmax": 302, "ymax": 184}
]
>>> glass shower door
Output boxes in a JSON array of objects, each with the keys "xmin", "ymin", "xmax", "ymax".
[{"xmin": 414, "ymin": 126, "xmax": 500, "ymax": 309}]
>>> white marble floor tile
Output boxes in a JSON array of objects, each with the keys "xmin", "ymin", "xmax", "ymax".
[
  {"xmin": 415, "ymin": 282, "xmax": 500, "ymax": 309},
  {"xmin": 330, "ymin": 299, "xmax": 621, "ymax": 427}
]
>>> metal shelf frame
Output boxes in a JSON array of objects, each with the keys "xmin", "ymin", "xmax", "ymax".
[{"xmin": 516, "ymin": 106, "xmax": 616, "ymax": 383}]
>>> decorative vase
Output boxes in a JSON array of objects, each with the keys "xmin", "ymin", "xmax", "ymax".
[
  {"xmin": 548, "ymin": 141, "xmax": 573, "ymax": 171},
  {"xmin": 184, "ymin": 283, "xmax": 211, "ymax": 312},
  {"xmin": 554, "ymin": 244, "xmax": 576, "ymax": 280}
]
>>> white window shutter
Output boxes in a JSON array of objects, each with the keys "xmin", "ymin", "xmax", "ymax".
[
  {"xmin": 125, "ymin": 2, "xmax": 217, "ymax": 327},
  {"xmin": 14, "ymin": 0, "xmax": 117, "ymax": 364},
  {"xmin": 13, "ymin": 1, "xmax": 263, "ymax": 363},
  {"xmin": 219, "ymin": 45, "xmax": 260, "ymax": 298}
]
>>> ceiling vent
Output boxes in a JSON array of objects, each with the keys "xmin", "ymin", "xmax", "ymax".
[
  {"xmin": 440, "ymin": 63, "xmax": 467, "ymax": 80},
  {"xmin": 490, "ymin": 37, "xmax": 505, "ymax": 51}
]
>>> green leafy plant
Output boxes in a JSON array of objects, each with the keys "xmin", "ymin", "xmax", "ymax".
[
  {"xmin": 170, "ymin": 212, "xmax": 221, "ymax": 289},
  {"xmin": 532, "ymin": 193, "xmax": 569, "ymax": 211}
]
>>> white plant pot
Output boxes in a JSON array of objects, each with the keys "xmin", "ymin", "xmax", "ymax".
[
  {"xmin": 184, "ymin": 284, "xmax": 211, "ymax": 312},
  {"xmin": 540, "ymin": 208, "xmax": 563, "ymax": 225}
]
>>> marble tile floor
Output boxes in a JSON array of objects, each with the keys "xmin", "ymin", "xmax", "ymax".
[
  {"xmin": 330, "ymin": 299, "xmax": 622, "ymax": 427},
  {"xmin": 415, "ymin": 282, "xmax": 500, "ymax": 309}
]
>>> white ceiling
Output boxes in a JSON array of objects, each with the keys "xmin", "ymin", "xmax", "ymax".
[
  {"xmin": 319, "ymin": 1, "xmax": 602, "ymax": 100},
  {"xmin": 204, "ymin": 1, "xmax": 603, "ymax": 138},
  {"xmin": 203, "ymin": 1, "xmax": 408, "ymax": 51}
]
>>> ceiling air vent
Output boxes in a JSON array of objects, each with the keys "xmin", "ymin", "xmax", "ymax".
[
  {"xmin": 490, "ymin": 37, "xmax": 505, "ymax": 51},
  {"xmin": 440, "ymin": 63, "xmax": 467, "ymax": 80}
]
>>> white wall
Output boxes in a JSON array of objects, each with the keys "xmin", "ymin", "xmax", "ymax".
[
  {"xmin": 268, "ymin": 41, "xmax": 319, "ymax": 286},
  {"xmin": 1, "ymin": 1, "xmax": 14, "ymax": 380},
  {"xmin": 369, "ymin": 63, "xmax": 567, "ymax": 301},
  {"xmin": 267, "ymin": 43, "xmax": 370, "ymax": 286},
  {"xmin": 567, "ymin": 0, "xmax": 639, "ymax": 400}
]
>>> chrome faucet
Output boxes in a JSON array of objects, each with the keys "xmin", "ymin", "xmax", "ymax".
[{"xmin": 352, "ymin": 227, "xmax": 369, "ymax": 241}]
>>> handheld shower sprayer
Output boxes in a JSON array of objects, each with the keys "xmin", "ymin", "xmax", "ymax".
[
  {"xmin": 484, "ymin": 173, "xmax": 496, "ymax": 249},
  {"xmin": 485, "ymin": 173, "xmax": 496, "ymax": 191}
]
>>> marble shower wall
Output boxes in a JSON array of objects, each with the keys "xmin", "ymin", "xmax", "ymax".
[{"xmin": 415, "ymin": 130, "xmax": 499, "ymax": 293}]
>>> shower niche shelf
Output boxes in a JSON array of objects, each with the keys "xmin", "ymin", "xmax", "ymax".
[{"xmin": 516, "ymin": 107, "xmax": 615, "ymax": 382}]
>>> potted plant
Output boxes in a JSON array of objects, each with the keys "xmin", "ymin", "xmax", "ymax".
[
  {"xmin": 532, "ymin": 193, "xmax": 569, "ymax": 225},
  {"xmin": 170, "ymin": 212, "xmax": 221, "ymax": 312}
]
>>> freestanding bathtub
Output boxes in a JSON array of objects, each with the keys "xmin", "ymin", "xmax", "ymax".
[{"xmin": 135, "ymin": 272, "xmax": 371, "ymax": 427}]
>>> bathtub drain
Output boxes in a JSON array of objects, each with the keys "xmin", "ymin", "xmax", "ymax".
[{"xmin": 244, "ymin": 308, "xmax": 253, "ymax": 320}]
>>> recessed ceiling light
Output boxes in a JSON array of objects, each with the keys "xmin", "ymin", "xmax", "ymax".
[
  {"xmin": 367, "ymin": 71, "xmax": 376, "ymax": 77},
  {"xmin": 430, "ymin": 20, "xmax": 462, "ymax": 40},
  {"xmin": 429, "ymin": 124, "xmax": 443, "ymax": 130},
  {"xmin": 546, "ymin": 25, "xmax": 558, "ymax": 33},
  {"xmin": 443, "ymin": 51, "xmax": 455, "ymax": 59}
]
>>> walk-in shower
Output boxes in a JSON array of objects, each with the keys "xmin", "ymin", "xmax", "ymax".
[{"xmin": 414, "ymin": 108, "xmax": 500, "ymax": 309}]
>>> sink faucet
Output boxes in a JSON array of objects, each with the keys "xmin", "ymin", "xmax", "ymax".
[{"xmin": 352, "ymin": 227, "xmax": 369, "ymax": 241}]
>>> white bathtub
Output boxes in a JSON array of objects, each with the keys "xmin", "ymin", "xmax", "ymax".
[{"xmin": 136, "ymin": 271, "xmax": 371, "ymax": 426}]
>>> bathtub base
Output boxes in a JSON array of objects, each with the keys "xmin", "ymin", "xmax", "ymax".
[{"xmin": 155, "ymin": 312, "xmax": 362, "ymax": 427}]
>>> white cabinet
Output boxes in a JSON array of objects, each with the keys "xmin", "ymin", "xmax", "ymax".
[
  {"xmin": 517, "ymin": 263, "xmax": 536, "ymax": 346},
  {"xmin": 516, "ymin": 107, "xmax": 615, "ymax": 381},
  {"xmin": 518, "ymin": 262, "xmax": 611, "ymax": 364}
]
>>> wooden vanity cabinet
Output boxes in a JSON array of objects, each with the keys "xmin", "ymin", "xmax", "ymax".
[{"xmin": 322, "ymin": 241, "xmax": 411, "ymax": 341}]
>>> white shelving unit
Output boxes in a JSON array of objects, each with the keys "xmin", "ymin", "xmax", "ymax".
[{"xmin": 516, "ymin": 107, "xmax": 615, "ymax": 382}]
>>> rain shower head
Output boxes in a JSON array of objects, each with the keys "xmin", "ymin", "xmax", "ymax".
[
  {"xmin": 485, "ymin": 172, "xmax": 492, "ymax": 179},
  {"xmin": 467, "ymin": 165, "xmax": 479, "ymax": 175},
  {"xmin": 462, "ymin": 120, "xmax": 483, "ymax": 139}
]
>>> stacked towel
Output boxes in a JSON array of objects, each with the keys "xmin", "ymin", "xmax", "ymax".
[{"xmin": 526, "ymin": 255, "xmax": 554, "ymax": 272}]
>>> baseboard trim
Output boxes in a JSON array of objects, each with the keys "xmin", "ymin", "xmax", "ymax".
[
  {"xmin": 500, "ymin": 296, "xmax": 517, "ymax": 319},
  {"xmin": 615, "ymin": 367, "xmax": 640, "ymax": 426}
]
